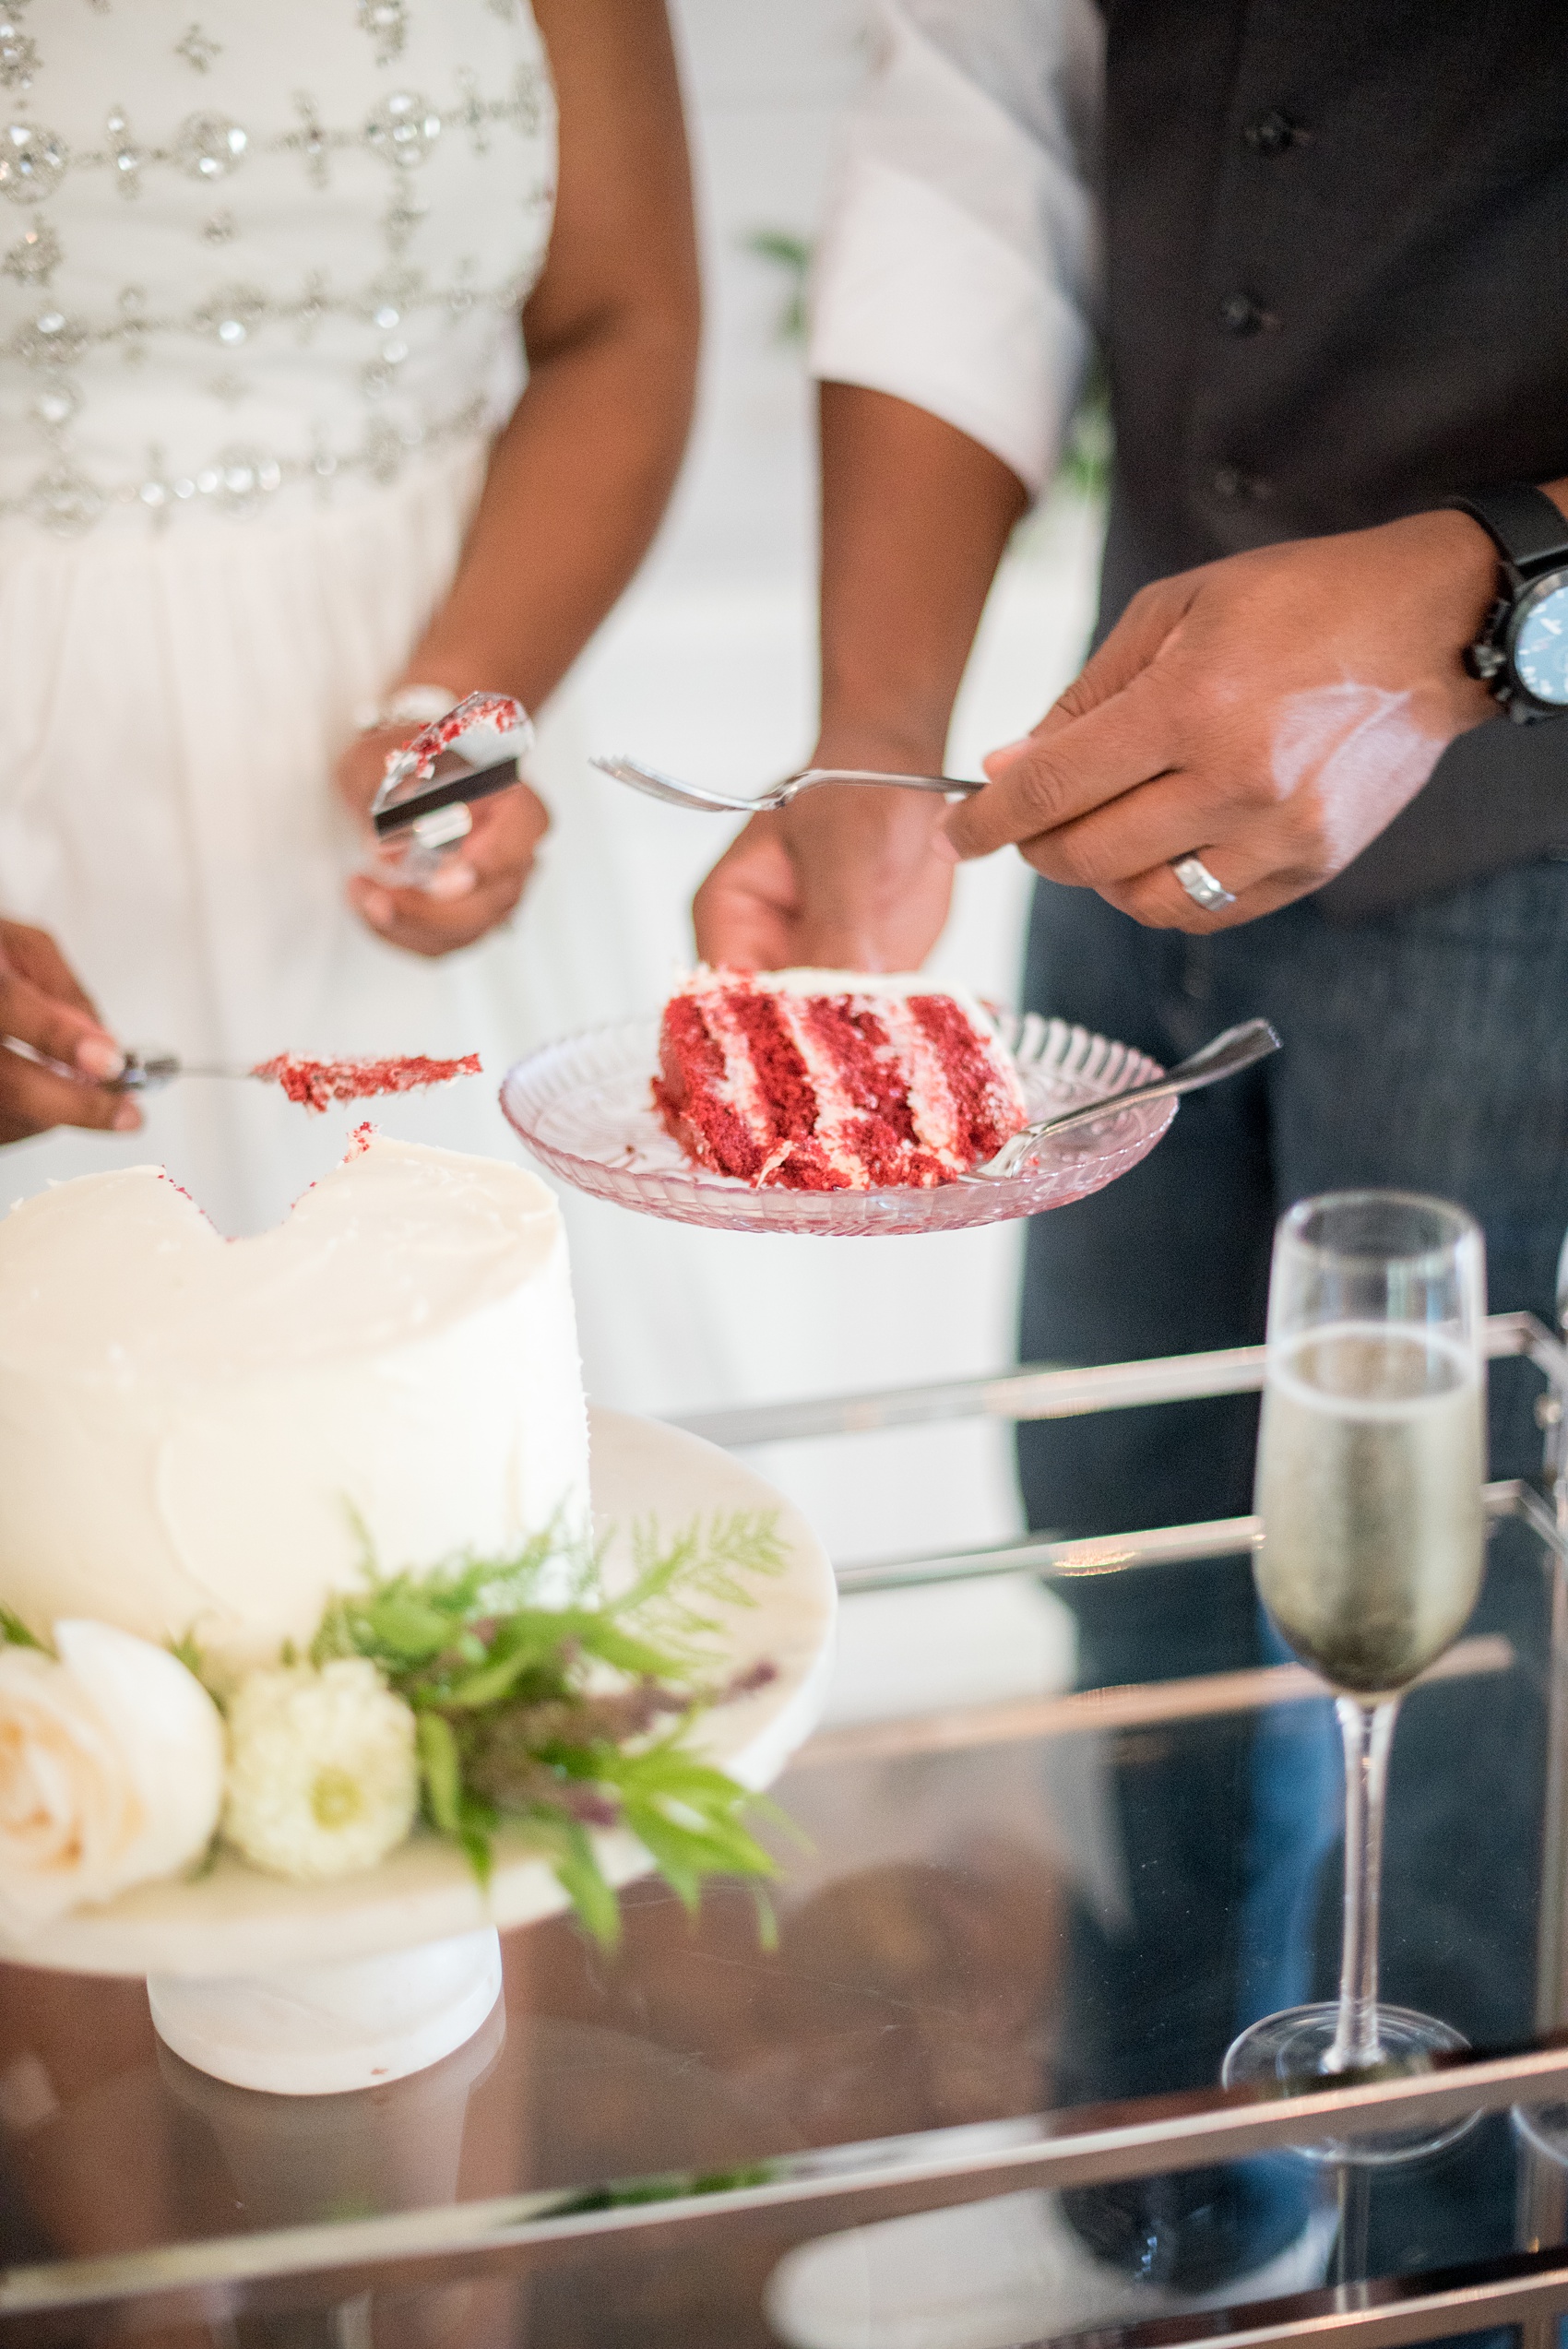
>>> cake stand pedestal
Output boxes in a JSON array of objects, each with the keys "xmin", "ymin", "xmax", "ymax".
[{"xmin": 148, "ymin": 1928, "xmax": 505, "ymax": 2094}]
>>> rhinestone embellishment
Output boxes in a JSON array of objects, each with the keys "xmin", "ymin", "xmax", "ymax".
[
  {"xmin": 104, "ymin": 104, "xmax": 145, "ymax": 196},
  {"xmin": 0, "ymin": 118, "xmax": 65, "ymax": 204},
  {"xmin": 2, "ymin": 215, "xmax": 58, "ymax": 281},
  {"xmin": 173, "ymin": 112, "xmax": 247, "ymax": 180},
  {"xmin": 1, "ymin": 15, "xmax": 558, "ymax": 540},
  {"xmin": 0, "ymin": 11, "xmax": 39, "ymax": 94},
  {"xmin": 193, "ymin": 280, "xmax": 267, "ymax": 345},
  {"xmin": 357, "ymin": 0, "xmax": 407, "ymax": 66},
  {"xmin": 365, "ymin": 90, "xmax": 441, "ymax": 170},
  {"xmin": 17, "ymin": 305, "xmax": 86, "ymax": 364},
  {"xmin": 28, "ymin": 466, "xmax": 104, "ymax": 533},
  {"xmin": 174, "ymin": 24, "xmax": 221, "ymax": 74}
]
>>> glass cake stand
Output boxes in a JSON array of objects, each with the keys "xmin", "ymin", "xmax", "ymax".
[
  {"xmin": 499, "ymin": 1012, "xmax": 1174, "ymax": 1237},
  {"xmin": 0, "ymin": 1410, "xmax": 835, "ymax": 2096}
]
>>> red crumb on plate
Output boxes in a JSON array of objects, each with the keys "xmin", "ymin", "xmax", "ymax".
[{"xmin": 252, "ymin": 1053, "xmax": 482, "ymax": 1113}]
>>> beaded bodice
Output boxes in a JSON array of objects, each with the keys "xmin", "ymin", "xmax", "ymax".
[{"xmin": 0, "ymin": 0, "xmax": 555, "ymax": 536}]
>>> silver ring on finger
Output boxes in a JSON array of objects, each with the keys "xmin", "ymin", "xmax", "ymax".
[{"xmin": 1170, "ymin": 853, "xmax": 1236, "ymax": 912}]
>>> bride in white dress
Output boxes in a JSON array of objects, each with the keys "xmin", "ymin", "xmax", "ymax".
[{"xmin": 0, "ymin": 0, "xmax": 696, "ymax": 1239}]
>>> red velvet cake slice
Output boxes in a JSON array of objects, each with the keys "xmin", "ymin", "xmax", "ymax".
[{"xmin": 653, "ymin": 967, "xmax": 1028, "ymax": 1191}]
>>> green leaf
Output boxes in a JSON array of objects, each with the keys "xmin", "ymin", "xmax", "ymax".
[
  {"xmin": 459, "ymin": 1820, "xmax": 494, "ymax": 1889},
  {"xmin": 622, "ymin": 1802, "xmax": 705, "ymax": 1913},
  {"xmin": 0, "ymin": 1606, "xmax": 47, "ymax": 1653},
  {"xmin": 363, "ymin": 1592, "xmax": 457, "ymax": 1661},
  {"xmin": 550, "ymin": 1821, "xmax": 621, "ymax": 1951},
  {"xmin": 315, "ymin": 1504, "xmax": 794, "ymax": 1947},
  {"xmin": 620, "ymin": 1795, "xmax": 777, "ymax": 1909},
  {"xmin": 417, "ymin": 1712, "xmax": 464, "ymax": 1836},
  {"xmin": 750, "ymin": 1882, "xmax": 778, "ymax": 1952},
  {"xmin": 573, "ymin": 1619, "xmax": 688, "ymax": 1679}
]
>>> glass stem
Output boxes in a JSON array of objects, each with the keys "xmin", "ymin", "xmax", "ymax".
[{"xmin": 1326, "ymin": 1695, "xmax": 1398, "ymax": 2073}]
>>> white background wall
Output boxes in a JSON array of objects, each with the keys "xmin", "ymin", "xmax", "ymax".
[{"xmin": 551, "ymin": 0, "xmax": 1104, "ymax": 1569}]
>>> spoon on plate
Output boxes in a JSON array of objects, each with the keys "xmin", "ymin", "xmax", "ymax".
[
  {"xmin": 591, "ymin": 754, "xmax": 983, "ymax": 813},
  {"xmin": 973, "ymin": 1017, "xmax": 1280, "ymax": 1179}
]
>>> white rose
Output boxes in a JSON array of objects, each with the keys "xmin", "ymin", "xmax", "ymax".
[
  {"xmin": 0, "ymin": 1621, "xmax": 225, "ymax": 1935},
  {"xmin": 222, "ymin": 1659, "xmax": 419, "ymax": 1882}
]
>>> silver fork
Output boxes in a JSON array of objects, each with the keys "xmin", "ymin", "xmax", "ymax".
[
  {"xmin": 974, "ymin": 1018, "xmax": 1281, "ymax": 1179},
  {"xmin": 590, "ymin": 754, "xmax": 983, "ymax": 813}
]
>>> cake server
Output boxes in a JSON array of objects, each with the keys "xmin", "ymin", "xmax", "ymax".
[
  {"xmin": 591, "ymin": 755, "xmax": 984, "ymax": 813},
  {"xmin": 111, "ymin": 1052, "xmax": 234, "ymax": 1090},
  {"xmin": 974, "ymin": 1017, "xmax": 1280, "ymax": 1179},
  {"xmin": 369, "ymin": 692, "xmax": 534, "ymax": 883}
]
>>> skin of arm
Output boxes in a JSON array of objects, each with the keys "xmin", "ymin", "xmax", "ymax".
[
  {"xmin": 941, "ymin": 486, "xmax": 1568, "ymax": 929},
  {"xmin": 698, "ymin": 380, "xmax": 1566, "ymax": 962},
  {"xmin": 342, "ymin": 0, "xmax": 700, "ymax": 958},
  {"xmin": 692, "ymin": 382, "xmax": 1027, "ymax": 971}
]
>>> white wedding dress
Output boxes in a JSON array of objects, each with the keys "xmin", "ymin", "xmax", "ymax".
[
  {"xmin": 0, "ymin": 0, "xmax": 602, "ymax": 1239},
  {"xmin": 0, "ymin": 3, "xmax": 1041, "ymax": 1583}
]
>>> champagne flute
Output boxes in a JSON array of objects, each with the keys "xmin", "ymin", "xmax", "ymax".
[{"xmin": 1222, "ymin": 1192, "xmax": 1488, "ymax": 2162}]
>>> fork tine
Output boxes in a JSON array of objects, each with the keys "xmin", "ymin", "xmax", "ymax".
[{"xmin": 589, "ymin": 754, "xmax": 758, "ymax": 812}]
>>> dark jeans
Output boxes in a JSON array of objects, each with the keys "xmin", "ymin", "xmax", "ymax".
[{"xmin": 1019, "ymin": 862, "xmax": 1568, "ymax": 2292}]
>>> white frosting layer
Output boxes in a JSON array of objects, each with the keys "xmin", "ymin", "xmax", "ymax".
[
  {"xmin": 0, "ymin": 1137, "xmax": 589, "ymax": 1665},
  {"xmin": 683, "ymin": 966, "xmax": 993, "ymax": 1020}
]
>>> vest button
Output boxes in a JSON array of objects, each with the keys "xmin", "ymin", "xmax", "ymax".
[
  {"xmin": 1210, "ymin": 466, "xmax": 1273, "ymax": 504},
  {"xmin": 1218, "ymin": 292, "xmax": 1264, "ymax": 334},
  {"xmin": 1244, "ymin": 110, "xmax": 1301, "ymax": 156}
]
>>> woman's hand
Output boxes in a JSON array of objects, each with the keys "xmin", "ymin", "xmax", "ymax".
[
  {"xmin": 336, "ymin": 724, "xmax": 551, "ymax": 958},
  {"xmin": 0, "ymin": 921, "xmax": 140, "ymax": 1143}
]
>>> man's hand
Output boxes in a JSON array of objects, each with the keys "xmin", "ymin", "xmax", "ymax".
[
  {"xmin": 944, "ymin": 508, "xmax": 1503, "ymax": 929},
  {"xmin": 337, "ymin": 726, "xmax": 551, "ymax": 958},
  {"xmin": 693, "ymin": 778, "xmax": 956, "ymax": 971},
  {"xmin": 0, "ymin": 920, "xmax": 140, "ymax": 1144},
  {"xmin": 692, "ymin": 386, "xmax": 1029, "ymax": 974}
]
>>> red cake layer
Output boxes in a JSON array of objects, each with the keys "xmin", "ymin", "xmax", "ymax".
[{"xmin": 653, "ymin": 970, "xmax": 1027, "ymax": 1192}]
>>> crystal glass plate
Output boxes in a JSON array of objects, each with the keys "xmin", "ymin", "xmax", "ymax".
[{"xmin": 500, "ymin": 1011, "xmax": 1175, "ymax": 1237}]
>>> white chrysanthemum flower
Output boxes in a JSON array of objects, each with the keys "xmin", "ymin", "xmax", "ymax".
[{"xmin": 222, "ymin": 1659, "xmax": 418, "ymax": 1882}]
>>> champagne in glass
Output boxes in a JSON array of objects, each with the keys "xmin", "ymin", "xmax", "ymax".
[{"xmin": 1223, "ymin": 1192, "xmax": 1487, "ymax": 2163}]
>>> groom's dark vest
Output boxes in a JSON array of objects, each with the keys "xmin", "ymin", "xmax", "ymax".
[{"xmin": 1098, "ymin": 0, "xmax": 1568, "ymax": 917}]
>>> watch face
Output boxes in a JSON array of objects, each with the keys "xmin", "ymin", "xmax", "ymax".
[{"xmin": 1513, "ymin": 571, "xmax": 1568, "ymax": 707}]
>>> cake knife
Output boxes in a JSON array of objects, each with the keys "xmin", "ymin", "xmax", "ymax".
[{"xmin": 369, "ymin": 693, "xmax": 534, "ymax": 883}]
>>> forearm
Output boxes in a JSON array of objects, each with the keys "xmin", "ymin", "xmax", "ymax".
[
  {"xmin": 398, "ymin": 0, "xmax": 697, "ymax": 712},
  {"xmin": 403, "ymin": 308, "xmax": 695, "ymax": 709},
  {"xmin": 815, "ymin": 382, "xmax": 1028, "ymax": 767}
]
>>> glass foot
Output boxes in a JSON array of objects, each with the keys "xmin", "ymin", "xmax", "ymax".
[
  {"xmin": 1512, "ymin": 2103, "xmax": 1568, "ymax": 2165},
  {"xmin": 1222, "ymin": 2003, "xmax": 1479, "ymax": 2165}
]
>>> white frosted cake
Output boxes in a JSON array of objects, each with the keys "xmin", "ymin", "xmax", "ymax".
[{"xmin": 0, "ymin": 1135, "xmax": 589, "ymax": 1664}]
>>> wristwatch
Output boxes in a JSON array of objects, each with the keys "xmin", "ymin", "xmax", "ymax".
[{"xmin": 1446, "ymin": 484, "xmax": 1568, "ymax": 722}]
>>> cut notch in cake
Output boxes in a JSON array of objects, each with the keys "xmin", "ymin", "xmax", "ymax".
[
  {"xmin": 653, "ymin": 967, "xmax": 1028, "ymax": 1192},
  {"xmin": 0, "ymin": 1135, "xmax": 590, "ymax": 1664}
]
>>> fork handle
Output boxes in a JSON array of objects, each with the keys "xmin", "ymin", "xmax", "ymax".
[{"xmin": 795, "ymin": 768, "xmax": 983, "ymax": 797}]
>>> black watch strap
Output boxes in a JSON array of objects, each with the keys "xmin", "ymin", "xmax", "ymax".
[{"xmin": 1446, "ymin": 484, "xmax": 1568, "ymax": 575}]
